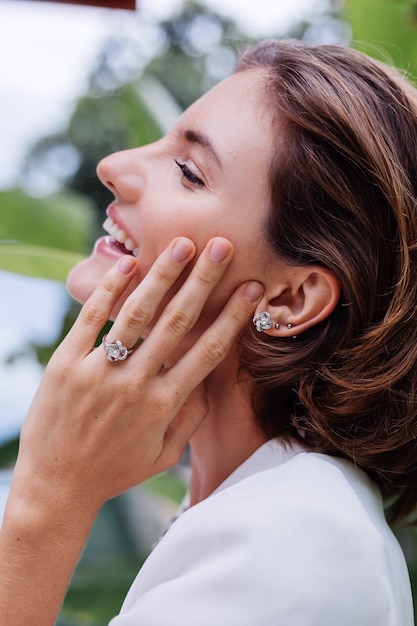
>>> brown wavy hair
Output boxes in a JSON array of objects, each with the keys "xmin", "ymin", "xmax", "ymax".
[{"xmin": 236, "ymin": 40, "xmax": 417, "ymax": 526}]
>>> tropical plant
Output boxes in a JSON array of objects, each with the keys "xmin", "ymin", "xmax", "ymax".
[{"xmin": 0, "ymin": 189, "xmax": 94, "ymax": 280}]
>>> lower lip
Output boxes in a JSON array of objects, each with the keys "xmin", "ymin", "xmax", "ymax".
[{"xmin": 93, "ymin": 236, "xmax": 134, "ymax": 260}]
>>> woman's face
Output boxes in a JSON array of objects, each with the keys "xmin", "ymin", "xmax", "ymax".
[{"xmin": 67, "ymin": 69, "xmax": 280, "ymax": 329}]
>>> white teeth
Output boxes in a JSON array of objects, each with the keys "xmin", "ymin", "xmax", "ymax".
[
  {"xmin": 116, "ymin": 228, "xmax": 127, "ymax": 243},
  {"xmin": 124, "ymin": 238, "xmax": 134, "ymax": 251},
  {"xmin": 102, "ymin": 216, "xmax": 138, "ymax": 256}
]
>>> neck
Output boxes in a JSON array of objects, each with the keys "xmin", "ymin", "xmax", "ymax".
[{"xmin": 188, "ymin": 353, "xmax": 269, "ymax": 506}]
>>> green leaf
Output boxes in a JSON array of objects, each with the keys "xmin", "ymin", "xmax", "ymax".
[
  {"xmin": 0, "ymin": 188, "xmax": 96, "ymax": 252},
  {"xmin": 144, "ymin": 470, "xmax": 187, "ymax": 504},
  {"xmin": 0, "ymin": 437, "xmax": 19, "ymax": 468},
  {"xmin": 0, "ymin": 243, "xmax": 86, "ymax": 281}
]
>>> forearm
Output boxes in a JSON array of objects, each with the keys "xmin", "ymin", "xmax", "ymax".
[{"xmin": 0, "ymin": 473, "xmax": 97, "ymax": 626}]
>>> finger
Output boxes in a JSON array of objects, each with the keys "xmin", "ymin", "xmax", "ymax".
[
  {"xmin": 163, "ymin": 384, "xmax": 209, "ymax": 463},
  {"xmin": 105, "ymin": 237, "xmax": 197, "ymax": 349},
  {"xmin": 164, "ymin": 280, "xmax": 264, "ymax": 403},
  {"xmin": 60, "ymin": 255, "xmax": 140, "ymax": 358},
  {"xmin": 134, "ymin": 238, "xmax": 234, "ymax": 373}
]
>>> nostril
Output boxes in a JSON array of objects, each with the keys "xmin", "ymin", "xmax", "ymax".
[{"xmin": 105, "ymin": 180, "xmax": 116, "ymax": 192}]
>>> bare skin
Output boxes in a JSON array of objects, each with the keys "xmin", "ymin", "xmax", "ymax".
[{"xmin": 0, "ymin": 237, "xmax": 264, "ymax": 626}]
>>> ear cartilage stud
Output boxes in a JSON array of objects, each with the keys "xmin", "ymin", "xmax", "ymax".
[
  {"xmin": 287, "ymin": 323, "xmax": 293, "ymax": 329},
  {"xmin": 275, "ymin": 323, "xmax": 280, "ymax": 329}
]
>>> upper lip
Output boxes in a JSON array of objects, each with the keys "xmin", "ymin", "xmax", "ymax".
[{"xmin": 103, "ymin": 206, "xmax": 139, "ymax": 256}]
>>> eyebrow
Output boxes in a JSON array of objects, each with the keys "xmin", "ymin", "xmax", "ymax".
[{"xmin": 183, "ymin": 129, "xmax": 223, "ymax": 169}]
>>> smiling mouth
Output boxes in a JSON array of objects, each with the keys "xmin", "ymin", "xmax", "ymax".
[{"xmin": 102, "ymin": 217, "xmax": 139, "ymax": 257}]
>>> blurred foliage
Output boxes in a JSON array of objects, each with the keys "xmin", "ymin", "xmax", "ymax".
[
  {"xmin": 0, "ymin": 439, "xmax": 19, "ymax": 468},
  {"xmin": 146, "ymin": 3, "xmax": 255, "ymax": 109},
  {"xmin": 145, "ymin": 469, "xmax": 188, "ymax": 504},
  {"xmin": 0, "ymin": 244, "xmax": 84, "ymax": 281},
  {"xmin": 58, "ymin": 497, "xmax": 147, "ymax": 625},
  {"xmin": 345, "ymin": 0, "xmax": 417, "ymax": 78},
  {"xmin": 0, "ymin": 189, "xmax": 94, "ymax": 279},
  {"xmin": 1, "ymin": 189, "xmax": 94, "ymax": 250}
]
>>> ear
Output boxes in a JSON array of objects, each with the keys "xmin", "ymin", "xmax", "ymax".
[{"xmin": 254, "ymin": 266, "xmax": 340, "ymax": 337}]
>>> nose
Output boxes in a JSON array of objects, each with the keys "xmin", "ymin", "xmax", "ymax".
[{"xmin": 97, "ymin": 148, "xmax": 145, "ymax": 204}]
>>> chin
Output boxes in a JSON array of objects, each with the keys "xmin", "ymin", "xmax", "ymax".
[
  {"xmin": 66, "ymin": 254, "xmax": 143, "ymax": 322},
  {"xmin": 66, "ymin": 255, "xmax": 113, "ymax": 304}
]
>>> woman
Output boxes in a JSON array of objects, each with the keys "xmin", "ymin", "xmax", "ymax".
[{"xmin": 1, "ymin": 39, "xmax": 417, "ymax": 625}]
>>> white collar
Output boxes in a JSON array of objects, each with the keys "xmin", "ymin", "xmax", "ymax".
[{"xmin": 210, "ymin": 438, "xmax": 308, "ymax": 497}]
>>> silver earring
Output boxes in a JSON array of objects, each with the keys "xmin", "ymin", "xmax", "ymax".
[
  {"xmin": 286, "ymin": 323, "xmax": 298, "ymax": 338},
  {"xmin": 253, "ymin": 311, "xmax": 273, "ymax": 332},
  {"xmin": 275, "ymin": 323, "xmax": 280, "ymax": 329}
]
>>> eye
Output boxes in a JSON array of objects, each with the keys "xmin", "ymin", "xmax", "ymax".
[{"xmin": 175, "ymin": 159, "xmax": 205, "ymax": 187}]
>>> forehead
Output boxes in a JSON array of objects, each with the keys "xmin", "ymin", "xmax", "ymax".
[{"xmin": 176, "ymin": 69, "xmax": 272, "ymax": 163}]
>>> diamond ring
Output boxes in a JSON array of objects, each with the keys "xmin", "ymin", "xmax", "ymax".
[{"xmin": 102, "ymin": 335, "xmax": 135, "ymax": 362}]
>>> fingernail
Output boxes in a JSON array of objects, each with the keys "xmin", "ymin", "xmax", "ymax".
[
  {"xmin": 172, "ymin": 239, "xmax": 193, "ymax": 263},
  {"xmin": 209, "ymin": 239, "xmax": 231, "ymax": 263},
  {"xmin": 118, "ymin": 255, "xmax": 136, "ymax": 275},
  {"xmin": 243, "ymin": 281, "xmax": 263, "ymax": 302}
]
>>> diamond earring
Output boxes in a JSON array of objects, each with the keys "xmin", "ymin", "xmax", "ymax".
[{"xmin": 253, "ymin": 311, "xmax": 273, "ymax": 332}]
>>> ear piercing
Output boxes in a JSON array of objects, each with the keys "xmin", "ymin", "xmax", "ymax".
[
  {"xmin": 253, "ymin": 311, "xmax": 273, "ymax": 332},
  {"xmin": 253, "ymin": 312, "xmax": 296, "ymax": 335}
]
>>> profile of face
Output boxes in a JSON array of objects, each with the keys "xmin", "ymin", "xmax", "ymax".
[{"xmin": 67, "ymin": 69, "xmax": 283, "ymax": 329}]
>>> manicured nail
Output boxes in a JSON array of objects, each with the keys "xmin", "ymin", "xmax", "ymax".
[
  {"xmin": 243, "ymin": 281, "xmax": 263, "ymax": 302},
  {"xmin": 209, "ymin": 238, "xmax": 231, "ymax": 263},
  {"xmin": 118, "ymin": 255, "xmax": 136, "ymax": 275},
  {"xmin": 172, "ymin": 239, "xmax": 194, "ymax": 263}
]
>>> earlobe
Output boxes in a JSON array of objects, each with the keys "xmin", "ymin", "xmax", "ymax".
[{"xmin": 253, "ymin": 267, "xmax": 340, "ymax": 337}]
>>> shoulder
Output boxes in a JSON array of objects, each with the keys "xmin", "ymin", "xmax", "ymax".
[
  {"xmin": 117, "ymin": 451, "xmax": 412, "ymax": 625},
  {"xmin": 184, "ymin": 451, "xmax": 386, "ymax": 559},
  {"xmin": 195, "ymin": 452, "xmax": 402, "ymax": 590},
  {"xmin": 192, "ymin": 450, "xmax": 383, "ymax": 539}
]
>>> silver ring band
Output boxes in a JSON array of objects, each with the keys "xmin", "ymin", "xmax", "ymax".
[{"xmin": 102, "ymin": 334, "xmax": 135, "ymax": 362}]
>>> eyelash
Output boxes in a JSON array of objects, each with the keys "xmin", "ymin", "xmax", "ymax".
[{"xmin": 174, "ymin": 159, "xmax": 205, "ymax": 187}]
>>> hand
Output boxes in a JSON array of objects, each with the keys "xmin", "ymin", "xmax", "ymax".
[
  {"xmin": 14, "ymin": 236, "xmax": 263, "ymax": 512},
  {"xmin": 0, "ymin": 236, "xmax": 263, "ymax": 626}
]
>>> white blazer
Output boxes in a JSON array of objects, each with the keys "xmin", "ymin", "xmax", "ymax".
[{"xmin": 110, "ymin": 439, "xmax": 413, "ymax": 625}]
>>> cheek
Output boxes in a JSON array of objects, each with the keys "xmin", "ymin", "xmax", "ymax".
[{"xmin": 143, "ymin": 198, "xmax": 221, "ymax": 251}]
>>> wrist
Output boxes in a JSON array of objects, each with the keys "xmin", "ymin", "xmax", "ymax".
[
  {"xmin": 3, "ymin": 461, "xmax": 99, "ymax": 548},
  {"xmin": 0, "ymin": 479, "xmax": 97, "ymax": 626}
]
